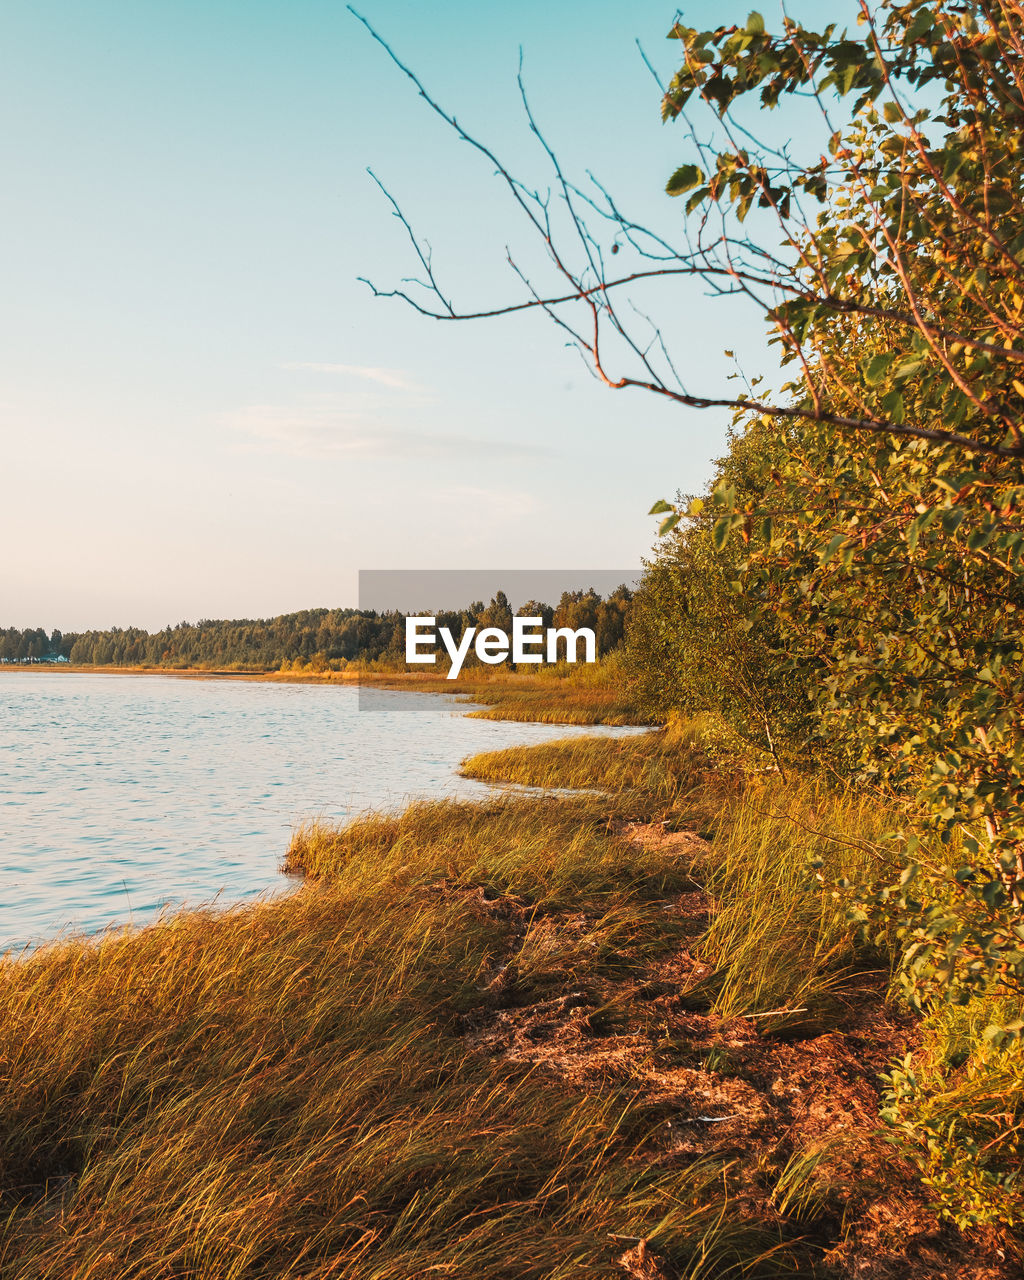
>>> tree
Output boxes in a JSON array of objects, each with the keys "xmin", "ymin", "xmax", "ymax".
[
  {"xmin": 625, "ymin": 421, "xmax": 817, "ymax": 774},
  {"xmin": 353, "ymin": 3, "xmax": 1024, "ymax": 462},
  {"xmin": 476, "ymin": 591, "xmax": 514, "ymax": 634},
  {"xmin": 355, "ymin": 0, "xmax": 1024, "ymax": 1009}
]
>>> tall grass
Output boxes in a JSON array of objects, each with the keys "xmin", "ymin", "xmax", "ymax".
[
  {"xmin": 460, "ymin": 719, "xmax": 735, "ymax": 824},
  {"xmin": 696, "ymin": 776, "xmax": 899, "ymax": 1025},
  {"xmin": 286, "ymin": 795, "xmax": 695, "ymax": 907},
  {"xmin": 0, "ymin": 794, "xmax": 799, "ymax": 1279},
  {"xmin": 463, "ymin": 732, "xmax": 899, "ymax": 1028}
]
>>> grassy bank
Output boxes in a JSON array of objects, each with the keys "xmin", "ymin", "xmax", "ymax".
[
  {"xmin": 365, "ymin": 665, "xmax": 644, "ymax": 725},
  {"xmin": 0, "ymin": 716, "xmax": 1019, "ymax": 1276},
  {"xmin": 14, "ymin": 662, "xmax": 646, "ymax": 726},
  {"xmin": 0, "ymin": 789, "xmax": 780, "ymax": 1279}
]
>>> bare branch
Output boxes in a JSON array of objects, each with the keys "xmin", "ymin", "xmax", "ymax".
[{"xmin": 349, "ymin": 7, "xmax": 1024, "ymax": 461}]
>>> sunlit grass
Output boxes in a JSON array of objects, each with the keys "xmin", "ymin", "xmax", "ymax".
[
  {"xmin": 362, "ymin": 660, "xmax": 648, "ymax": 725},
  {"xmin": 462, "ymin": 732, "xmax": 898, "ymax": 1028},
  {"xmin": 4, "ymin": 697, "xmax": 1013, "ymax": 1273},
  {"xmin": 286, "ymin": 794, "xmax": 694, "ymax": 905},
  {"xmin": 0, "ymin": 791, "xmax": 799, "ymax": 1279},
  {"xmin": 696, "ymin": 775, "xmax": 900, "ymax": 1025},
  {"xmin": 459, "ymin": 718, "xmax": 735, "ymax": 824}
]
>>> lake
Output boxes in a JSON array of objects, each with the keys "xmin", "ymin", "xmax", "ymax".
[{"xmin": 0, "ymin": 672, "xmax": 631, "ymax": 951}]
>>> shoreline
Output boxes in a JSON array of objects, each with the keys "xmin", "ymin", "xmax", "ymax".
[
  {"xmin": 1, "ymin": 663, "xmax": 377, "ymax": 684},
  {"xmin": 2, "ymin": 663, "xmax": 649, "ymax": 725},
  {"xmin": 0, "ymin": 711, "xmax": 1006, "ymax": 1274},
  {"xmin": 0, "ymin": 679, "xmax": 1015, "ymax": 1272},
  {"xmin": 1, "ymin": 676, "xmax": 651, "ymax": 955}
]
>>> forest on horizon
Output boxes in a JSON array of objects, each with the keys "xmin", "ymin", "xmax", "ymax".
[{"xmin": 0, "ymin": 586, "xmax": 633, "ymax": 671}]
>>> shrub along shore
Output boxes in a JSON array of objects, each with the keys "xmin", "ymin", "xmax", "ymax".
[{"xmin": 0, "ymin": 674, "xmax": 1019, "ymax": 1278}]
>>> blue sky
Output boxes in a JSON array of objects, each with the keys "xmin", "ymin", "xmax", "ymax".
[{"xmin": 0, "ymin": 1, "xmax": 839, "ymax": 630}]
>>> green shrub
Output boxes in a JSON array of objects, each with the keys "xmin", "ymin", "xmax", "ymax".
[{"xmin": 883, "ymin": 994, "xmax": 1024, "ymax": 1230}]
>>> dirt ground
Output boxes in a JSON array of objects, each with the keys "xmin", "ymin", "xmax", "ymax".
[{"xmin": 451, "ymin": 823, "xmax": 1018, "ymax": 1280}]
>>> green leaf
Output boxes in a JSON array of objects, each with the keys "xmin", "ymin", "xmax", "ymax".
[
  {"xmin": 658, "ymin": 513, "xmax": 681, "ymax": 536},
  {"xmin": 892, "ymin": 356, "xmax": 925, "ymax": 381},
  {"xmin": 745, "ymin": 11, "xmax": 765, "ymax": 36},
  {"xmin": 906, "ymin": 9, "xmax": 933, "ymax": 42},
  {"xmin": 666, "ymin": 163, "xmax": 706, "ymax": 196},
  {"xmin": 883, "ymin": 101, "xmax": 901, "ymax": 124},
  {"xmin": 648, "ymin": 498, "xmax": 673, "ymax": 515},
  {"xmin": 862, "ymin": 351, "xmax": 896, "ymax": 386},
  {"xmin": 819, "ymin": 534, "xmax": 846, "ymax": 565},
  {"xmin": 880, "ymin": 389, "xmax": 905, "ymax": 424},
  {"xmin": 711, "ymin": 517, "xmax": 732, "ymax": 552}
]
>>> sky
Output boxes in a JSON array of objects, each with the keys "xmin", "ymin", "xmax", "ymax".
[{"xmin": 0, "ymin": 1, "xmax": 840, "ymax": 631}]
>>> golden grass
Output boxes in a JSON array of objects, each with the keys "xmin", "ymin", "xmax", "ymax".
[
  {"xmin": 5, "ymin": 696, "xmax": 1014, "ymax": 1273},
  {"xmin": 0, "ymin": 793, "xmax": 797, "ymax": 1279},
  {"xmin": 360, "ymin": 661, "xmax": 648, "ymax": 725},
  {"xmin": 696, "ymin": 774, "xmax": 901, "ymax": 1025},
  {"xmin": 463, "ymin": 729, "xmax": 900, "ymax": 1029},
  {"xmin": 459, "ymin": 719, "xmax": 733, "ymax": 823}
]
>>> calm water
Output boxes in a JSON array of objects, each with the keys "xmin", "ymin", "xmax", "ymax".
[{"xmin": 0, "ymin": 672, "xmax": 628, "ymax": 950}]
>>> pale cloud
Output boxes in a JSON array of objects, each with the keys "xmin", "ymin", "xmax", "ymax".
[
  {"xmin": 430, "ymin": 484, "xmax": 540, "ymax": 520},
  {"xmin": 222, "ymin": 400, "xmax": 553, "ymax": 463},
  {"xmin": 280, "ymin": 362, "xmax": 417, "ymax": 391}
]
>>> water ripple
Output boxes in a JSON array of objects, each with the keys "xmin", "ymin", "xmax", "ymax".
[{"xmin": 0, "ymin": 673, "xmax": 629, "ymax": 949}]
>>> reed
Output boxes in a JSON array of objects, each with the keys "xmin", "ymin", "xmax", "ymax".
[
  {"xmin": 364, "ymin": 660, "xmax": 647, "ymax": 726},
  {"xmin": 2, "ymin": 712, "xmax": 1016, "ymax": 1273},
  {"xmin": 0, "ymin": 792, "xmax": 797, "ymax": 1279}
]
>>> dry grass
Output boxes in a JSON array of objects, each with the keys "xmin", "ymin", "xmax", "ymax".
[
  {"xmin": 362, "ymin": 661, "xmax": 647, "ymax": 726},
  {"xmin": 463, "ymin": 733, "xmax": 899, "ymax": 1030},
  {"xmin": 459, "ymin": 719, "xmax": 735, "ymax": 824},
  {"xmin": 696, "ymin": 774, "xmax": 901, "ymax": 1026},
  {"xmin": 0, "ymin": 794, "xmax": 796, "ymax": 1280},
  {"xmin": 2, "ymin": 710, "xmax": 1018, "ymax": 1276}
]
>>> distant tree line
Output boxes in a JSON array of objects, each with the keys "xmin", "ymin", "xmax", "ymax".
[
  {"xmin": 0, "ymin": 628, "xmax": 67, "ymax": 662},
  {"xmin": 0, "ymin": 587, "xmax": 633, "ymax": 672}
]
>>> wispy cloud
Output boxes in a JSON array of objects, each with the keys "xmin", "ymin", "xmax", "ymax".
[
  {"xmin": 223, "ymin": 400, "xmax": 553, "ymax": 463},
  {"xmin": 430, "ymin": 484, "xmax": 540, "ymax": 521},
  {"xmin": 280, "ymin": 362, "xmax": 416, "ymax": 391}
]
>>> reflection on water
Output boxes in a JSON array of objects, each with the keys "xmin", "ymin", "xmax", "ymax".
[{"xmin": 0, "ymin": 673, "xmax": 633, "ymax": 950}]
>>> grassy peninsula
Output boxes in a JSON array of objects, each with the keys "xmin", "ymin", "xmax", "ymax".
[{"xmin": 0, "ymin": 675, "xmax": 1019, "ymax": 1279}]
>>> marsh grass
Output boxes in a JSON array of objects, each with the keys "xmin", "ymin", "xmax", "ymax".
[
  {"xmin": 4, "ymin": 709, "xmax": 1009, "ymax": 1274},
  {"xmin": 463, "ymin": 731, "xmax": 900, "ymax": 1029},
  {"xmin": 697, "ymin": 775, "xmax": 900, "ymax": 1026},
  {"xmin": 0, "ymin": 792, "xmax": 802, "ymax": 1279},
  {"xmin": 286, "ymin": 795, "xmax": 695, "ymax": 909},
  {"xmin": 364, "ymin": 661, "xmax": 647, "ymax": 726},
  {"xmin": 459, "ymin": 719, "xmax": 734, "ymax": 824}
]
